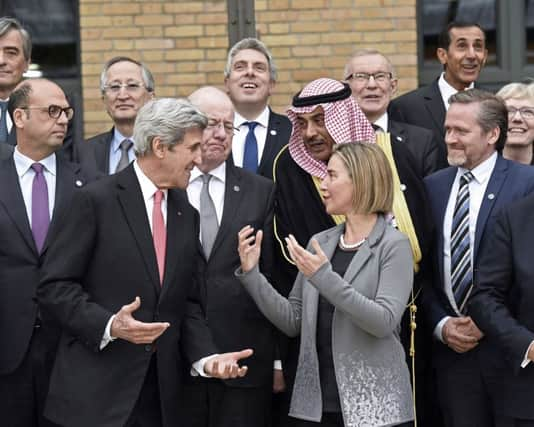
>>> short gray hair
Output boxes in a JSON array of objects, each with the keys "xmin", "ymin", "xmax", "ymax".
[
  {"xmin": 0, "ymin": 17, "xmax": 31, "ymax": 61},
  {"xmin": 497, "ymin": 82, "xmax": 534, "ymax": 104},
  {"xmin": 449, "ymin": 88, "xmax": 508, "ymax": 151},
  {"xmin": 343, "ymin": 49, "xmax": 396, "ymax": 80},
  {"xmin": 133, "ymin": 98, "xmax": 207, "ymax": 156},
  {"xmin": 100, "ymin": 56, "xmax": 155, "ymax": 94},
  {"xmin": 224, "ymin": 37, "xmax": 277, "ymax": 81}
]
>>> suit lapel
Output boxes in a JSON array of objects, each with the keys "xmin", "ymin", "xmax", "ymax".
[
  {"xmin": 209, "ymin": 165, "xmax": 243, "ymax": 258},
  {"xmin": 474, "ymin": 156, "xmax": 508, "ymax": 259},
  {"xmin": 258, "ymin": 110, "xmax": 284, "ymax": 176},
  {"xmin": 0, "ymin": 157, "xmax": 36, "ymax": 253},
  {"xmin": 96, "ymin": 129, "xmax": 114, "ymax": 174},
  {"xmin": 423, "ymin": 80, "xmax": 446, "ymax": 137},
  {"xmin": 116, "ymin": 166, "xmax": 161, "ymax": 293}
]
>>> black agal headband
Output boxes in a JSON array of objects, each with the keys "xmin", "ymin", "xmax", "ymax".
[{"xmin": 291, "ymin": 82, "xmax": 352, "ymax": 107}]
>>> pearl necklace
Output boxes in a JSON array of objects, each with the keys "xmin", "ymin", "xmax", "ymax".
[{"xmin": 339, "ymin": 235, "xmax": 366, "ymax": 250}]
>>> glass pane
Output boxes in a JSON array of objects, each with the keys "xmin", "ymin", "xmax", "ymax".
[
  {"xmin": 526, "ymin": 0, "xmax": 534, "ymax": 64},
  {"xmin": 421, "ymin": 0, "xmax": 497, "ymax": 66}
]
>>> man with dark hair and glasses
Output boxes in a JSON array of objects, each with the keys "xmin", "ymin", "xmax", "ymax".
[
  {"xmin": 77, "ymin": 56, "xmax": 155, "ymax": 175},
  {"xmin": 0, "ymin": 78, "xmax": 97, "ymax": 426},
  {"xmin": 390, "ymin": 21, "xmax": 488, "ymax": 153}
]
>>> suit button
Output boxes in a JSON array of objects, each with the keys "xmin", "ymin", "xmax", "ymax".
[{"xmin": 144, "ymin": 344, "xmax": 152, "ymax": 352}]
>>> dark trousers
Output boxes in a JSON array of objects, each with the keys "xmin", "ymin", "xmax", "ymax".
[
  {"xmin": 125, "ymin": 356, "xmax": 162, "ymax": 427},
  {"xmin": 496, "ymin": 417, "xmax": 534, "ymax": 427},
  {"xmin": 435, "ymin": 347, "xmax": 494, "ymax": 427},
  {"xmin": 0, "ymin": 323, "xmax": 59, "ymax": 427},
  {"xmin": 182, "ymin": 378, "xmax": 272, "ymax": 427}
]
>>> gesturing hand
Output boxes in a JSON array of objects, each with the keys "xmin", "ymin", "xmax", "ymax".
[
  {"xmin": 205, "ymin": 349, "xmax": 254, "ymax": 379},
  {"xmin": 110, "ymin": 297, "xmax": 170, "ymax": 344},
  {"xmin": 237, "ymin": 225, "xmax": 262, "ymax": 273},
  {"xmin": 285, "ymin": 235, "xmax": 328, "ymax": 278}
]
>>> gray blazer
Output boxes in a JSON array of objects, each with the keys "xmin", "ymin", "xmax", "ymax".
[{"xmin": 238, "ymin": 215, "xmax": 414, "ymax": 427}]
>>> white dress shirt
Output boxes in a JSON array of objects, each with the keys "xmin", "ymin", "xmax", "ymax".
[
  {"xmin": 373, "ymin": 112, "xmax": 389, "ymax": 133},
  {"xmin": 438, "ymin": 72, "xmax": 475, "ymax": 111},
  {"xmin": 232, "ymin": 106, "xmax": 270, "ymax": 168},
  {"xmin": 13, "ymin": 147, "xmax": 56, "ymax": 224},
  {"xmin": 434, "ymin": 152, "xmax": 497, "ymax": 341},
  {"xmin": 109, "ymin": 128, "xmax": 136, "ymax": 174}
]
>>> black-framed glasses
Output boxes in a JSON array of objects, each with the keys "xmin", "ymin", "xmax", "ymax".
[
  {"xmin": 507, "ymin": 106, "xmax": 534, "ymax": 120},
  {"xmin": 103, "ymin": 82, "xmax": 146, "ymax": 94},
  {"xmin": 206, "ymin": 119, "xmax": 239, "ymax": 135},
  {"xmin": 21, "ymin": 105, "xmax": 74, "ymax": 121},
  {"xmin": 345, "ymin": 72, "xmax": 393, "ymax": 83}
]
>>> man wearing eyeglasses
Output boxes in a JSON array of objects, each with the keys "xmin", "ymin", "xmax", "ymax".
[
  {"xmin": 78, "ymin": 56, "xmax": 155, "ymax": 175},
  {"xmin": 0, "ymin": 78, "xmax": 97, "ymax": 427},
  {"xmin": 183, "ymin": 86, "xmax": 277, "ymax": 427},
  {"xmin": 344, "ymin": 49, "xmax": 447, "ymax": 177}
]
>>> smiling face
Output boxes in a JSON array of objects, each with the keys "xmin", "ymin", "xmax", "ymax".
[
  {"xmin": 224, "ymin": 48, "xmax": 274, "ymax": 113},
  {"xmin": 102, "ymin": 60, "xmax": 154, "ymax": 125},
  {"xmin": 345, "ymin": 53, "xmax": 397, "ymax": 123},
  {"xmin": 504, "ymin": 98, "xmax": 534, "ymax": 148},
  {"xmin": 445, "ymin": 101, "xmax": 498, "ymax": 170},
  {"xmin": 438, "ymin": 26, "xmax": 487, "ymax": 91},
  {"xmin": 320, "ymin": 154, "xmax": 354, "ymax": 216},
  {"xmin": 0, "ymin": 29, "xmax": 29, "ymax": 99},
  {"xmin": 295, "ymin": 106, "xmax": 336, "ymax": 163}
]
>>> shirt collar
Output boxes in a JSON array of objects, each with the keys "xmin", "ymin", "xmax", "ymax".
[
  {"xmin": 234, "ymin": 106, "xmax": 270, "ymax": 129},
  {"xmin": 133, "ymin": 160, "xmax": 168, "ymax": 202},
  {"xmin": 189, "ymin": 161, "xmax": 226, "ymax": 184},
  {"xmin": 112, "ymin": 128, "xmax": 133, "ymax": 153},
  {"xmin": 373, "ymin": 112, "xmax": 389, "ymax": 133},
  {"xmin": 439, "ymin": 72, "xmax": 475, "ymax": 108},
  {"xmin": 13, "ymin": 147, "xmax": 57, "ymax": 178},
  {"xmin": 457, "ymin": 151, "xmax": 497, "ymax": 185}
]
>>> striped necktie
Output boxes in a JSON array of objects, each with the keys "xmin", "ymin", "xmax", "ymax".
[{"xmin": 450, "ymin": 171, "xmax": 475, "ymax": 312}]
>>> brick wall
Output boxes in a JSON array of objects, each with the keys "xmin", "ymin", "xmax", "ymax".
[{"xmin": 80, "ymin": 0, "xmax": 417, "ymax": 137}]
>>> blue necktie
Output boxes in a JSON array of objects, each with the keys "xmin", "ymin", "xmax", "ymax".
[
  {"xmin": 450, "ymin": 171, "xmax": 475, "ymax": 313},
  {"xmin": 0, "ymin": 101, "xmax": 8, "ymax": 143},
  {"xmin": 243, "ymin": 122, "xmax": 258, "ymax": 173}
]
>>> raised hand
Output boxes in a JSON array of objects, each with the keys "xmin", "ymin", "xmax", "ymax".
[
  {"xmin": 237, "ymin": 225, "xmax": 262, "ymax": 273},
  {"xmin": 285, "ymin": 235, "xmax": 328, "ymax": 278},
  {"xmin": 110, "ymin": 296, "xmax": 170, "ymax": 344}
]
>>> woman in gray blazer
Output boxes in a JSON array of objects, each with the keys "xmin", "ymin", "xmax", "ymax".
[{"xmin": 237, "ymin": 143, "xmax": 414, "ymax": 427}]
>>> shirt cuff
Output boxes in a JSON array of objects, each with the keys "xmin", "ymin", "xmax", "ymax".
[
  {"xmin": 434, "ymin": 316, "xmax": 451, "ymax": 343},
  {"xmin": 190, "ymin": 354, "xmax": 219, "ymax": 377},
  {"xmin": 274, "ymin": 360, "xmax": 282, "ymax": 370},
  {"xmin": 99, "ymin": 314, "xmax": 117, "ymax": 350},
  {"xmin": 521, "ymin": 341, "xmax": 534, "ymax": 368}
]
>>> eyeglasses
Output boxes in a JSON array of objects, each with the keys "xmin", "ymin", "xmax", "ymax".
[
  {"xmin": 21, "ymin": 105, "xmax": 74, "ymax": 121},
  {"xmin": 345, "ymin": 72, "xmax": 393, "ymax": 83},
  {"xmin": 507, "ymin": 106, "xmax": 534, "ymax": 120},
  {"xmin": 206, "ymin": 119, "xmax": 238, "ymax": 135},
  {"xmin": 103, "ymin": 82, "xmax": 146, "ymax": 94}
]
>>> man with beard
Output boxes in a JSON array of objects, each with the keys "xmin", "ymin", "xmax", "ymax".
[
  {"xmin": 390, "ymin": 22, "xmax": 487, "ymax": 152},
  {"xmin": 273, "ymin": 77, "xmax": 432, "ymax": 427},
  {"xmin": 423, "ymin": 89, "xmax": 534, "ymax": 427}
]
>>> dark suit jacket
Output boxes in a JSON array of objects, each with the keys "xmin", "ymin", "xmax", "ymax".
[
  {"xmin": 389, "ymin": 79, "xmax": 446, "ymax": 149},
  {"xmin": 75, "ymin": 128, "xmax": 114, "ymax": 175},
  {"xmin": 389, "ymin": 118, "xmax": 448, "ymax": 176},
  {"xmin": 37, "ymin": 165, "xmax": 217, "ymax": 427},
  {"xmin": 470, "ymin": 194, "xmax": 534, "ymax": 419},
  {"xmin": 194, "ymin": 162, "xmax": 276, "ymax": 388},
  {"xmin": 0, "ymin": 153, "xmax": 95, "ymax": 375},
  {"xmin": 423, "ymin": 155, "xmax": 534, "ymax": 334},
  {"xmin": 233, "ymin": 109, "xmax": 291, "ymax": 180}
]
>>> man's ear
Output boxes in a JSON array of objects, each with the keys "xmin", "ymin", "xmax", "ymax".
[
  {"xmin": 151, "ymin": 136, "xmax": 166, "ymax": 158},
  {"xmin": 487, "ymin": 127, "xmax": 500, "ymax": 146},
  {"xmin": 12, "ymin": 108, "xmax": 26, "ymax": 129},
  {"xmin": 437, "ymin": 47, "xmax": 448, "ymax": 66}
]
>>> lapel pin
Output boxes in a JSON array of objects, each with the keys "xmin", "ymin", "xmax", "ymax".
[
  {"xmin": 396, "ymin": 136, "xmax": 403, "ymax": 142},
  {"xmin": 233, "ymin": 185, "xmax": 240, "ymax": 192},
  {"xmin": 400, "ymin": 183, "xmax": 406, "ymax": 191},
  {"xmin": 75, "ymin": 180, "xmax": 83, "ymax": 187},
  {"xmin": 177, "ymin": 211, "xmax": 182, "ymax": 216},
  {"xmin": 270, "ymin": 129, "xmax": 277, "ymax": 136},
  {"xmin": 488, "ymin": 193, "xmax": 495, "ymax": 200}
]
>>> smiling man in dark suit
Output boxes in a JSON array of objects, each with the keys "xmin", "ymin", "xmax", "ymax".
[
  {"xmin": 0, "ymin": 78, "xmax": 96, "ymax": 427},
  {"xmin": 77, "ymin": 56, "xmax": 155, "ymax": 175},
  {"xmin": 183, "ymin": 86, "xmax": 276, "ymax": 427},
  {"xmin": 225, "ymin": 38, "xmax": 291, "ymax": 180},
  {"xmin": 390, "ymin": 22, "xmax": 487, "ymax": 152},
  {"xmin": 37, "ymin": 98, "xmax": 253, "ymax": 427},
  {"xmin": 424, "ymin": 89, "xmax": 534, "ymax": 427}
]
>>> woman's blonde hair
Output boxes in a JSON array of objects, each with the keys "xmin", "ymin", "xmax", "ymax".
[{"xmin": 332, "ymin": 142, "xmax": 393, "ymax": 214}]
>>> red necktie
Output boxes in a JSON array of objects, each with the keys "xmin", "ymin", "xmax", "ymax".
[{"xmin": 152, "ymin": 190, "xmax": 166, "ymax": 285}]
